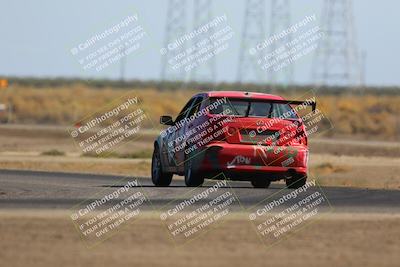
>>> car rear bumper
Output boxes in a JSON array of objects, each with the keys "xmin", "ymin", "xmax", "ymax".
[{"xmin": 194, "ymin": 142, "xmax": 308, "ymax": 179}]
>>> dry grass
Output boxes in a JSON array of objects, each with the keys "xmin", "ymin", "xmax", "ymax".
[
  {"xmin": 1, "ymin": 85, "xmax": 399, "ymax": 139},
  {"xmin": 0, "ymin": 85, "xmax": 194, "ymax": 126},
  {"xmin": 317, "ymin": 94, "xmax": 400, "ymax": 139}
]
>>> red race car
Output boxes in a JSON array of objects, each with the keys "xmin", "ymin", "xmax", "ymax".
[{"xmin": 152, "ymin": 91, "xmax": 316, "ymax": 189}]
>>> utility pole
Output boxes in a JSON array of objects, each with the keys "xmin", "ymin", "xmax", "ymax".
[{"xmin": 237, "ymin": 0, "xmax": 266, "ymax": 84}]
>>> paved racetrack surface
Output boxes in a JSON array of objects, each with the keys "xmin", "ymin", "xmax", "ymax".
[{"xmin": 0, "ymin": 169, "xmax": 399, "ymax": 213}]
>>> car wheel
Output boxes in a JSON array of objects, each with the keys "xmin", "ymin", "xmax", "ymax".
[
  {"xmin": 286, "ymin": 174, "xmax": 307, "ymax": 189},
  {"xmin": 184, "ymin": 157, "xmax": 204, "ymax": 187},
  {"xmin": 151, "ymin": 145, "xmax": 172, "ymax": 187},
  {"xmin": 251, "ymin": 179, "xmax": 271, "ymax": 188}
]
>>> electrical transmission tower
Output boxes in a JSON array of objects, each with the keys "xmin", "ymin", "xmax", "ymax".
[
  {"xmin": 237, "ymin": 0, "xmax": 266, "ymax": 83},
  {"xmin": 161, "ymin": 0, "xmax": 187, "ymax": 81},
  {"xmin": 312, "ymin": 0, "xmax": 360, "ymax": 87},
  {"xmin": 191, "ymin": 0, "xmax": 216, "ymax": 83},
  {"xmin": 269, "ymin": 0, "xmax": 293, "ymax": 85}
]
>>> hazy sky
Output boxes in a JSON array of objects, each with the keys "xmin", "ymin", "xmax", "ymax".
[{"xmin": 0, "ymin": 0, "xmax": 399, "ymax": 86}]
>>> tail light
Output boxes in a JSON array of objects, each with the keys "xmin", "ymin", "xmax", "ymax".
[
  {"xmin": 295, "ymin": 126, "xmax": 308, "ymax": 145},
  {"xmin": 199, "ymin": 115, "xmax": 231, "ymax": 143}
]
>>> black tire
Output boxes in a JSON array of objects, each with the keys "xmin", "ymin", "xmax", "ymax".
[
  {"xmin": 184, "ymin": 157, "xmax": 204, "ymax": 187},
  {"xmin": 251, "ymin": 179, "xmax": 271, "ymax": 188},
  {"xmin": 151, "ymin": 145, "xmax": 173, "ymax": 187},
  {"xmin": 286, "ymin": 174, "xmax": 307, "ymax": 189}
]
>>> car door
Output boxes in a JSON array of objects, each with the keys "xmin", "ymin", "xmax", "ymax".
[
  {"xmin": 163, "ymin": 97, "xmax": 197, "ymax": 172},
  {"xmin": 174, "ymin": 96, "xmax": 203, "ymax": 173}
]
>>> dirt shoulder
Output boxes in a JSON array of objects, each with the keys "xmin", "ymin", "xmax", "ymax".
[{"xmin": 0, "ymin": 211, "xmax": 398, "ymax": 267}]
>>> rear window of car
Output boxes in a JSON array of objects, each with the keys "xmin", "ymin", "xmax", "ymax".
[{"xmin": 209, "ymin": 98, "xmax": 298, "ymax": 119}]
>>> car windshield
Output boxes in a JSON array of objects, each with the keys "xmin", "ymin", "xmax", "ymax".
[{"xmin": 209, "ymin": 98, "xmax": 298, "ymax": 119}]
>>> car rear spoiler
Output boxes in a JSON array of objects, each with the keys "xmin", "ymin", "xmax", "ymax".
[{"xmin": 269, "ymin": 99, "xmax": 317, "ymax": 112}]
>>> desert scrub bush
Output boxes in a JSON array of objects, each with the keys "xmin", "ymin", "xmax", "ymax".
[{"xmin": 41, "ymin": 149, "xmax": 65, "ymax": 156}]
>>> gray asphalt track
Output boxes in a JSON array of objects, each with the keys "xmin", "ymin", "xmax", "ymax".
[{"xmin": 0, "ymin": 169, "xmax": 399, "ymax": 213}]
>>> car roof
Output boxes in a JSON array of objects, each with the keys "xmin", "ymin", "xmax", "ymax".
[{"xmin": 204, "ymin": 91, "xmax": 285, "ymax": 101}]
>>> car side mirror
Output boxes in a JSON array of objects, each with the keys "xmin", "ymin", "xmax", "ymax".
[{"xmin": 160, "ymin": 115, "xmax": 174, "ymax": 126}]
